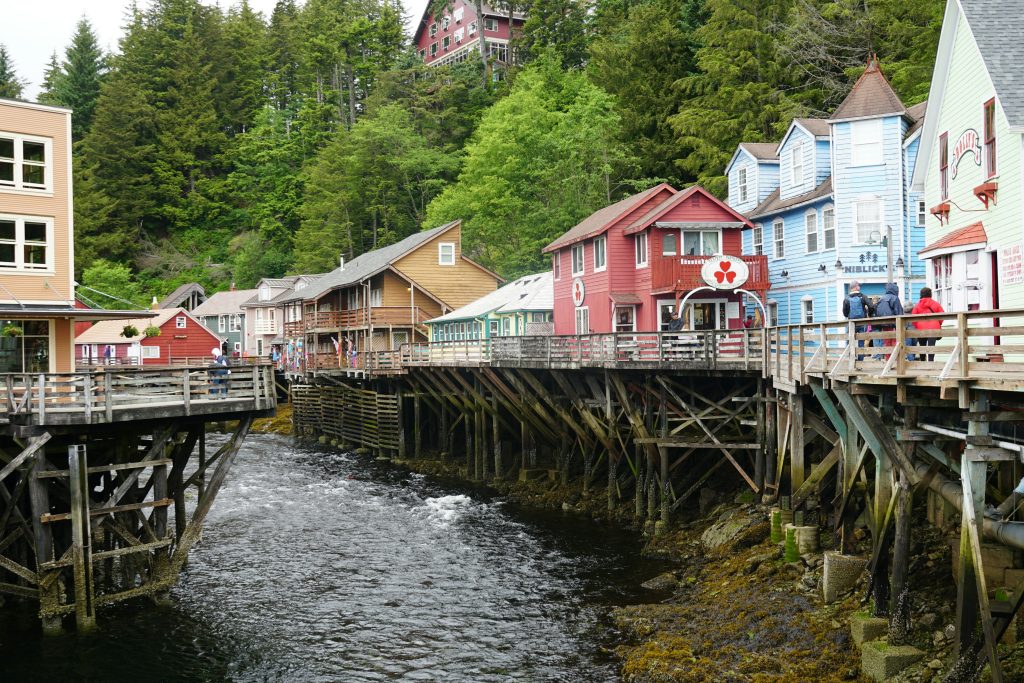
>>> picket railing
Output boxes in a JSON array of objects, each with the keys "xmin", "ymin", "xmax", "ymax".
[{"xmin": 1, "ymin": 365, "xmax": 276, "ymax": 426}]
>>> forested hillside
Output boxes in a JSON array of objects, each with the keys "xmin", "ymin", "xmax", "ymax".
[{"xmin": 0, "ymin": 0, "xmax": 943, "ymax": 303}]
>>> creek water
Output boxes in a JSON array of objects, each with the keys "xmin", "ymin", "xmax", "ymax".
[{"xmin": 0, "ymin": 434, "xmax": 665, "ymax": 682}]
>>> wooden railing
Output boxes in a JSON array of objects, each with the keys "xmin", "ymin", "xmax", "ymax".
[
  {"xmin": 650, "ymin": 254, "xmax": 770, "ymax": 293},
  {"xmin": 77, "ymin": 357, "xmax": 272, "ymax": 369},
  {"xmin": 282, "ymin": 306, "xmax": 433, "ymax": 336},
  {"xmin": 766, "ymin": 307, "xmax": 1024, "ymax": 389},
  {"xmin": 2, "ymin": 365, "xmax": 276, "ymax": 426}
]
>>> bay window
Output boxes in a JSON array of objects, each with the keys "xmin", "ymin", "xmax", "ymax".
[{"xmin": 790, "ymin": 142, "xmax": 804, "ymax": 185}]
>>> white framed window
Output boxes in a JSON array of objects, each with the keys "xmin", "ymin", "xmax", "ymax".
[
  {"xmin": 593, "ymin": 236, "xmax": 606, "ymax": 272},
  {"xmin": 346, "ymin": 289, "xmax": 360, "ymax": 309},
  {"xmin": 453, "ymin": 7, "xmax": 464, "ymax": 21},
  {"xmin": 574, "ymin": 306, "xmax": 589, "ymax": 334},
  {"xmin": 442, "ymin": 16, "xmax": 450, "ymax": 30},
  {"xmin": 294, "ymin": 279, "xmax": 306, "ymax": 291},
  {"xmin": 804, "ymin": 211, "xmax": 818, "ymax": 252},
  {"xmin": 802, "ymin": 297, "xmax": 814, "ymax": 324},
  {"xmin": 257, "ymin": 339, "xmax": 264, "ymax": 355},
  {"xmin": 455, "ymin": 27, "xmax": 464, "ymax": 42},
  {"xmin": 469, "ymin": 21, "xmax": 477, "ymax": 34},
  {"xmin": 752, "ymin": 225, "xmax": 763, "ymax": 256},
  {"xmin": 429, "ymin": 22, "xmax": 437, "ymax": 36},
  {"xmin": 662, "ymin": 232, "xmax": 677, "ymax": 256},
  {"xmin": 233, "ymin": 342, "xmax": 241, "ymax": 352},
  {"xmin": 823, "ymin": 206, "xmax": 835, "ymax": 250},
  {"xmin": 489, "ymin": 319, "xmax": 499, "ymax": 336},
  {"xmin": 682, "ymin": 230, "xmax": 720, "ymax": 256},
  {"xmin": 851, "ymin": 119, "xmax": 883, "ymax": 166},
  {"xmin": 916, "ymin": 200, "xmax": 926, "ymax": 226},
  {"xmin": 430, "ymin": 42, "xmax": 438, "ymax": 56},
  {"xmin": 142, "ymin": 346, "xmax": 160, "ymax": 359},
  {"xmin": 571, "ymin": 244, "xmax": 584, "ymax": 275},
  {"xmin": 635, "ymin": 233, "xmax": 648, "ymax": 267},
  {"xmin": 737, "ymin": 167, "xmax": 748, "ymax": 203},
  {"xmin": 789, "ymin": 141, "xmax": 804, "ymax": 185},
  {"xmin": 0, "ymin": 133, "xmax": 52, "ymax": 193},
  {"xmin": 259, "ymin": 284, "xmax": 271, "ymax": 301},
  {"xmin": 484, "ymin": 17, "xmax": 498, "ymax": 31},
  {"xmin": 443, "ymin": 36, "xmax": 451, "ymax": 50},
  {"xmin": 438, "ymin": 242, "xmax": 455, "ymax": 265},
  {"xmin": 553, "ymin": 250, "xmax": 561, "ymax": 280},
  {"xmin": 218, "ymin": 315, "xmax": 226, "ymax": 333},
  {"xmin": 854, "ymin": 199, "xmax": 884, "ymax": 244},
  {"xmin": 370, "ymin": 288, "xmax": 383, "ymax": 307},
  {"xmin": 773, "ymin": 219, "xmax": 785, "ymax": 259},
  {"xmin": 0, "ymin": 214, "xmax": 53, "ymax": 271},
  {"xmin": 176, "ymin": 316, "xmax": 187, "ymax": 329},
  {"xmin": 229, "ymin": 315, "xmax": 241, "ymax": 332},
  {"xmin": 767, "ymin": 301, "xmax": 779, "ymax": 326}
]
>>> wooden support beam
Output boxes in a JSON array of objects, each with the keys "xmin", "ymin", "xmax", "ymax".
[
  {"xmin": 67, "ymin": 444, "xmax": 96, "ymax": 632},
  {"xmin": 790, "ymin": 393, "xmax": 805, "ymax": 496}
]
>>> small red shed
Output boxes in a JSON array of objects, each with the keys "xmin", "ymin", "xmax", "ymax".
[
  {"xmin": 543, "ymin": 185, "xmax": 769, "ymax": 335},
  {"xmin": 75, "ymin": 308, "xmax": 222, "ymax": 366}
]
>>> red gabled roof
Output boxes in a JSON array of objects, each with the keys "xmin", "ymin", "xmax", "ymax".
[
  {"xmin": 622, "ymin": 185, "xmax": 754, "ymax": 235},
  {"xmin": 542, "ymin": 183, "xmax": 675, "ymax": 253},
  {"xmin": 920, "ymin": 222, "xmax": 987, "ymax": 255}
]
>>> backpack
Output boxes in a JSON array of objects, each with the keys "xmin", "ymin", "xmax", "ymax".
[{"xmin": 846, "ymin": 293, "xmax": 870, "ymax": 319}]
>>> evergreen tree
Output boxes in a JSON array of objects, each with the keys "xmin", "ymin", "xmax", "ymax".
[
  {"xmin": 292, "ymin": 104, "xmax": 459, "ymax": 273},
  {"xmin": 55, "ymin": 18, "xmax": 107, "ymax": 140},
  {"xmin": 669, "ymin": 0, "xmax": 800, "ymax": 196},
  {"xmin": 589, "ymin": 0, "xmax": 706, "ymax": 185},
  {"xmin": 38, "ymin": 53, "xmax": 64, "ymax": 106},
  {"xmin": 0, "ymin": 45, "xmax": 26, "ymax": 99},
  {"xmin": 425, "ymin": 53, "xmax": 636, "ymax": 277},
  {"xmin": 518, "ymin": 0, "xmax": 590, "ymax": 67},
  {"xmin": 268, "ymin": 0, "xmax": 303, "ymax": 110},
  {"xmin": 220, "ymin": 1, "xmax": 270, "ymax": 134}
]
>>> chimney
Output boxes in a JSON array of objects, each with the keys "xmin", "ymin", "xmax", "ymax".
[
  {"xmin": 151, "ymin": 296, "xmax": 159, "ymax": 310},
  {"xmin": 339, "ymin": 255, "xmax": 345, "ymax": 270}
]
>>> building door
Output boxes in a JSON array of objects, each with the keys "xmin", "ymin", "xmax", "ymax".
[
  {"xmin": 614, "ymin": 305, "xmax": 636, "ymax": 332},
  {"xmin": 690, "ymin": 302, "xmax": 716, "ymax": 330},
  {"xmin": 392, "ymin": 330, "xmax": 409, "ymax": 349}
]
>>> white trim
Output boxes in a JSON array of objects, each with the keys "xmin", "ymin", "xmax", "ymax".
[
  {"xmin": 0, "ymin": 213, "xmax": 56, "ymax": 273},
  {"xmin": 918, "ymin": 241, "xmax": 987, "ymax": 259},
  {"xmin": 593, "ymin": 235, "xmax": 607, "ymax": 272},
  {"xmin": 804, "ymin": 209, "xmax": 819, "ymax": 253},
  {"xmin": 822, "ymin": 205, "xmax": 836, "ymax": 251},
  {"xmin": 66, "ymin": 111, "xmax": 74, "ymax": 307},
  {"xmin": 0, "ymin": 131, "xmax": 54, "ymax": 194},
  {"xmin": 438, "ymin": 241, "xmax": 456, "ymax": 265},
  {"xmin": 0, "ymin": 98, "xmax": 72, "ymax": 114},
  {"xmin": 571, "ymin": 243, "xmax": 585, "ymax": 276},
  {"xmin": 634, "ymin": 232, "xmax": 648, "ymax": 268}
]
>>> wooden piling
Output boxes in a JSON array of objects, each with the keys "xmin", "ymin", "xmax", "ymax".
[{"xmin": 68, "ymin": 444, "xmax": 96, "ymax": 632}]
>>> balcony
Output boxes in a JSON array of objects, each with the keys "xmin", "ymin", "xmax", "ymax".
[
  {"xmin": 254, "ymin": 319, "xmax": 278, "ymax": 335},
  {"xmin": 651, "ymin": 254, "xmax": 770, "ymax": 295},
  {"xmin": 284, "ymin": 307, "xmax": 434, "ymax": 336}
]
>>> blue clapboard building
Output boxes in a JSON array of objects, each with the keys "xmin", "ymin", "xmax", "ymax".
[{"xmin": 727, "ymin": 58, "xmax": 928, "ymax": 326}]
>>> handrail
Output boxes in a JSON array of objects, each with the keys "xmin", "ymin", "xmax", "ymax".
[{"xmin": 1, "ymin": 365, "xmax": 276, "ymax": 425}]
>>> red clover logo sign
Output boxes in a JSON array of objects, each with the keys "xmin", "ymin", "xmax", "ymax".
[
  {"xmin": 700, "ymin": 256, "xmax": 750, "ymax": 290},
  {"xmin": 571, "ymin": 278, "xmax": 586, "ymax": 307}
]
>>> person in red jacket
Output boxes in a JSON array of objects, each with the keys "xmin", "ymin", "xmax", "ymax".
[{"xmin": 911, "ymin": 287, "xmax": 944, "ymax": 361}]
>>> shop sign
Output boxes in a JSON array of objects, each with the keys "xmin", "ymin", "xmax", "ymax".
[
  {"xmin": 844, "ymin": 251, "xmax": 886, "ymax": 274},
  {"xmin": 700, "ymin": 255, "xmax": 749, "ymax": 290},
  {"xmin": 1000, "ymin": 244, "xmax": 1024, "ymax": 286},
  {"xmin": 571, "ymin": 278, "xmax": 586, "ymax": 306},
  {"xmin": 951, "ymin": 128, "xmax": 981, "ymax": 179}
]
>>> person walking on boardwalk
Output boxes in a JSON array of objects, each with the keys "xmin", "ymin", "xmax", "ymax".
[
  {"xmin": 911, "ymin": 287, "xmax": 944, "ymax": 362},
  {"xmin": 209, "ymin": 347, "xmax": 230, "ymax": 397},
  {"xmin": 842, "ymin": 281, "xmax": 873, "ymax": 357},
  {"xmin": 872, "ymin": 283, "xmax": 904, "ymax": 359}
]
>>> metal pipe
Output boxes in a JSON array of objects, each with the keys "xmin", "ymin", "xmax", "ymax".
[
  {"xmin": 920, "ymin": 422, "xmax": 1024, "ymax": 455},
  {"xmin": 915, "ymin": 460, "xmax": 1024, "ymax": 551}
]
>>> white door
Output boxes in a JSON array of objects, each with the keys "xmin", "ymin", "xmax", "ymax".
[{"xmin": 574, "ymin": 307, "xmax": 590, "ymax": 334}]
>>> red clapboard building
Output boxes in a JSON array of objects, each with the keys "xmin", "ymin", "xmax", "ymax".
[
  {"xmin": 543, "ymin": 184, "xmax": 769, "ymax": 335},
  {"xmin": 75, "ymin": 308, "xmax": 222, "ymax": 365},
  {"xmin": 412, "ymin": 0, "xmax": 523, "ymax": 68}
]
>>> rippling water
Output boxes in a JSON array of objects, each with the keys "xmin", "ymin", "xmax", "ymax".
[{"xmin": 0, "ymin": 434, "xmax": 663, "ymax": 682}]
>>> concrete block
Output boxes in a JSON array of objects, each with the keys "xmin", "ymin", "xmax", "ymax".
[
  {"xmin": 950, "ymin": 540, "xmax": 1011, "ymax": 586},
  {"xmin": 518, "ymin": 469, "xmax": 548, "ymax": 482},
  {"xmin": 861, "ymin": 641, "xmax": 924, "ymax": 681},
  {"xmin": 793, "ymin": 525, "xmax": 820, "ymax": 556},
  {"xmin": 823, "ymin": 551, "xmax": 865, "ymax": 603},
  {"xmin": 850, "ymin": 612, "xmax": 888, "ymax": 646}
]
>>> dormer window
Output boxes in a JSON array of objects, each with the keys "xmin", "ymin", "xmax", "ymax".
[
  {"xmin": 738, "ymin": 167, "xmax": 748, "ymax": 203},
  {"xmin": 851, "ymin": 119, "xmax": 883, "ymax": 166},
  {"xmin": 789, "ymin": 142, "xmax": 804, "ymax": 185},
  {"xmin": 259, "ymin": 285, "xmax": 271, "ymax": 300}
]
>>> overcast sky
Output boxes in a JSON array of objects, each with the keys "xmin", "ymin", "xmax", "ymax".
[{"xmin": 3, "ymin": 0, "xmax": 428, "ymax": 100}]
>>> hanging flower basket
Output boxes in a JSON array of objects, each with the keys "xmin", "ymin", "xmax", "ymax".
[
  {"xmin": 1, "ymin": 324, "xmax": 23, "ymax": 338},
  {"xmin": 143, "ymin": 325, "xmax": 161, "ymax": 338},
  {"xmin": 120, "ymin": 324, "xmax": 139, "ymax": 338}
]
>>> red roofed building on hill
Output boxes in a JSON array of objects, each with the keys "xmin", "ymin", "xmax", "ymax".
[
  {"xmin": 543, "ymin": 185, "xmax": 770, "ymax": 335},
  {"xmin": 412, "ymin": 1, "xmax": 524, "ymax": 68}
]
